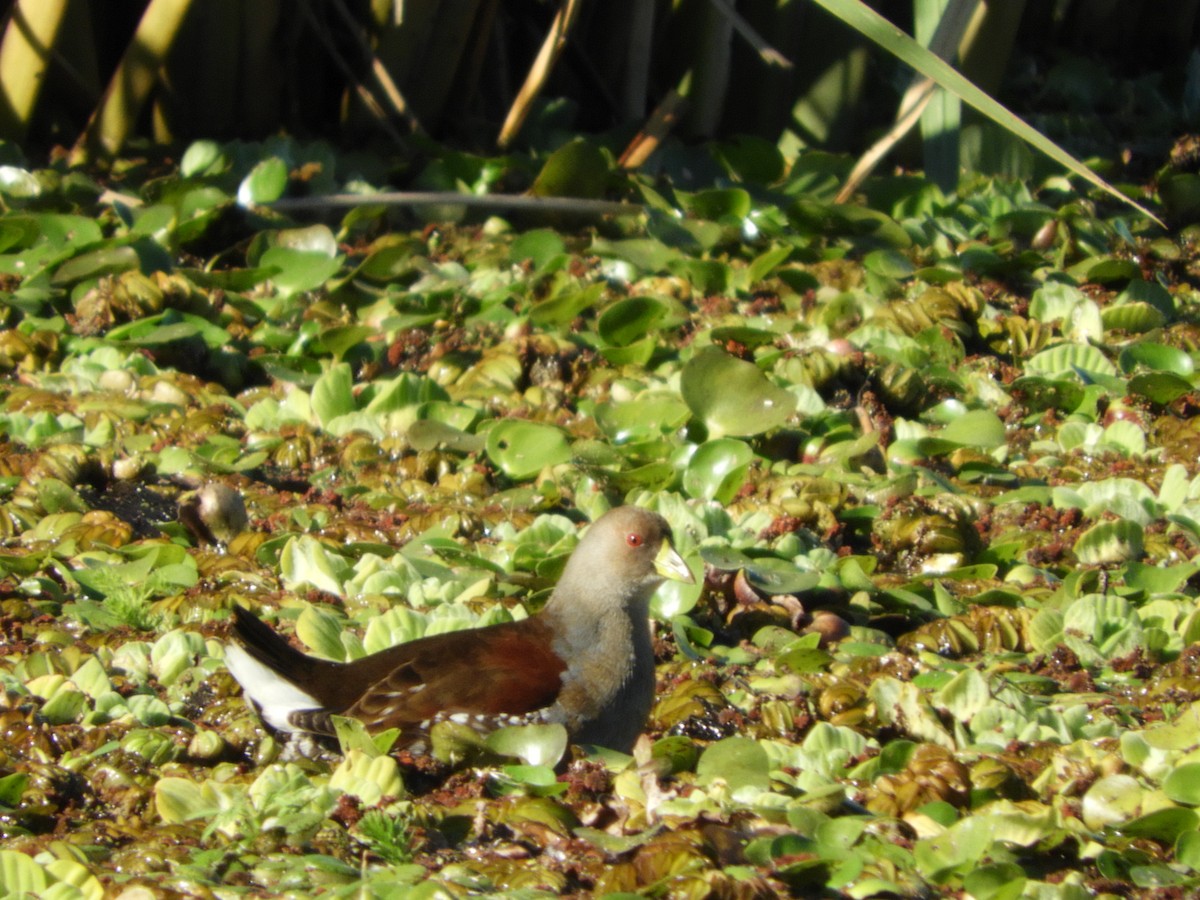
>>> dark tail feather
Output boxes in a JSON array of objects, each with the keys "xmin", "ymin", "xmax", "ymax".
[{"xmin": 231, "ymin": 605, "xmax": 344, "ymax": 707}]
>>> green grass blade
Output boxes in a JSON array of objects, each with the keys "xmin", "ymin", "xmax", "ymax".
[
  {"xmin": 811, "ymin": 0, "xmax": 1164, "ymax": 227},
  {"xmin": 915, "ymin": 0, "xmax": 975, "ymax": 192}
]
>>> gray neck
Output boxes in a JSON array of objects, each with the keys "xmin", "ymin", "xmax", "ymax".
[{"xmin": 543, "ymin": 583, "xmax": 658, "ymax": 752}]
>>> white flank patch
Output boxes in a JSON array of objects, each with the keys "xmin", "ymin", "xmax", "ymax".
[{"xmin": 224, "ymin": 644, "xmax": 321, "ymax": 732}]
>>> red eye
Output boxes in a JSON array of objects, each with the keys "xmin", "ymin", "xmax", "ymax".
[{"xmin": 626, "ymin": 533, "xmax": 643, "ymax": 547}]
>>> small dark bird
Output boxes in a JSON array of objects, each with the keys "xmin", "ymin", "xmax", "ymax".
[{"xmin": 225, "ymin": 506, "xmax": 694, "ymax": 753}]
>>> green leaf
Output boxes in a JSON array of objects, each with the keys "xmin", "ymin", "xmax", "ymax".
[
  {"xmin": 647, "ymin": 207, "xmax": 716, "ymax": 251},
  {"xmin": 1160, "ymin": 172, "xmax": 1200, "ymax": 223},
  {"xmin": 654, "ymin": 571, "xmax": 701, "ymax": 619},
  {"xmin": 594, "ymin": 392, "xmax": 691, "ymax": 443},
  {"xmin": 72, "ymin": 552, "xmax": 157, "ymax": 600},
  {"xmin": 713, "ymin": 135, "xmax": 785, "ymax": 183},
  {"xmin": 962, "ymin": 863, "xmax": 1026, "ymax": 900},
  {"xmin": 745, "ymin": 244, "xmax": 793, "ymax": 284},
  {"xmin": 260, "ymin": 247, "xmax": 342, "ymax": 295},
  {"xmin": 696, "ymin": 736, "xmax": 772, "ymax": 793},
  {"xmin": 485, "ymin": 724, "xmax": 568, "ymax": 767},
  {"xmin": 1027, "ymin": 283, "xmax": 1084, "ymax": 326},
  {"xmin": 530, "ymin": 140, "xmax": 608, "ymax": 199},
  {"xmin": 591, "ymin": 237, "xmax": 679, "ymax": 274},
  {"xmin": 52, "ymin": 244, "xmax": 140, "ymax": 285},
  {"xmin": 652, "ymin": 735, "xmax": 701, "ymax": 775},
  {"xmin": 1080, "ymin": 257, "xmax": 1140, "ymax": 284},
  {"xmin": 669, "ymin": 257, "xmax": 731, "ymax": 292},
  {"xmin": 495, "ymin": 764, "xmax": 566, "ymax": 796},
  {"xmin": 1009, "ymin": 375, "xmax": 1085, "ymax": 413},
  {"xmin": 863, "ymin": 248, "xmax": 915, "ymax": 280},
  {"xmin": 311, "ymin": 363, "xmax": 356, "ymax": 426},
  {"xmin": 914, "ymin": 815, "xmax": 992, "ymax": 881},
  {"xmin": 510, "ymin": 229, "xmax": 566, "ymax": 269},
  {"xmin": 363, "ymin": 606, "xmax": 430, "ymax": 653},
  {"xmin": 937, "ymin": 409, "xmax": 1005, "ymax": 449},
  {"xmin": 1119, "ymin": 342, "xmax": 1194, "ymax": 376},
  {"xmin": 237, "ymin": 156, "xmax": 288, "ymax": 205},
  {"xmin": 529, "ymin": 282, "xmax": 605, "ymax": 327},
  {"xmin": 1164, "ymin": 763, "xmax": 1200, "ymax": 806},
  {"xmin": 408, "ymin": 419, "xmax": 485, "ymax": 453},
  {"xmin": 127, "ymin": 694, "xmax": 172, "ymax": 727},
  {"xmin": 1026, "ymin": 343, "xmax": 1118, "ymax": 380},
  {"xmin": 1099, "ymin": 420, "xmax": 1142, "ymax": 453},
  {"xmin": 708, "ymin": 325, "xmax": 781, "ymax": 349},
  {"xmin": 0, "ymin": 849, "xmax": 48, "ymax": 896},
  {"xmin": 935, "ymin": 669, "xmax": 990, "ymax": 721},
  {"xmin": 978, "ymin": 801, "xmax": 1061, "ymax": 847},
  {"xmin": 315, "ymin": 325, "xmax": 372, "ymax": 361},
  {"xmin": 1124, "ymin": 560, "xmax": 1200, "ymax": 594},
  {"xmin": 778, "ymin": 642, "xmax": 833, "ymax": 675},
  {"xmin": 681, "ymin": 347, "xmax": 795, "ymax": 438},
  {"xmin": 1129, "ymin": 372, "xmax": 1194, "ymax": 405},
  {"xmin": 1103, "ymin": 302, "xmax": 1167, "ymax": 333},
  {"xmin": 1177, "ymin": 830, "xmax": 1200, "ymax": 871},
  {"xmin": 430, "ymin": 720, "xmax": 489, "ymax": 766},
  {"xmin": 1119, "ymin": 278, "xmax": 1175, "ymax": 319},
  {"xmin": 0, "ymin": 166, "xmax": 39, "ymax": 198},
  {"xmin": 684, "ymin": 188, "xmax": 751, "ymax": 221},
  {"xmin": 329, "ymin": 750, "xmax": 405, "ymax": 805},
  {"xmin": 682, "ymin": 438, "xmax": 755, "ymax": 504},
  {"xmin": 870, "ymin": 677, "xmax": 953, "ymax": 747},
  {"xmin": 0, "ymin": 772, "xmax": 27, "ymax": 808},
  {"xmin": 275, "ymin": 224, "xmax": 339, "ymax": 256},
  {"xmin": 1073, "ymin": 520, "xmax": 1144, "ymax": 566},
  {"xmin": 180, "ymin": 140, "xmax": 226, "ymax": 177},
  {"xmin": 280, "ymin": 535, "xmax": 352, "ymax": 596},
  {"xmin": 296, "ymin": 604, "xmax": 349, "ymax": 661},
  {"xmin": 151, "ymin": 630, "xmax": 204, "ymax": 685},
  {"xmin": 597, "ymin": 297, "xmax": 668, "ymax": 347},
  {"xmin": 1121, "ymin": 807, "xmax": 1200, "ymax": 843},
  {"xmin": 744, "ymin": 558, "xmax": 821, "ymax": 595},
  {"xmin": 1063, "ymin": 594, "xmax": 1136, "ymax": 646},
  {"xmin": 153, "ymin": 777, "xmax": 206, "ymax": 825},
  {"xmin": 485, "ymin": 420, "xmax": 572, "ymax": 480},
  {"xmin": 35, "ymin": 678, "xmax": 88, "ymax": 724}
]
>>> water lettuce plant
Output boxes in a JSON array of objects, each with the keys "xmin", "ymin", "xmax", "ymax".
[{"xmin": 0, "ymin": 127, "xmax": 1196, "ymax": 897}]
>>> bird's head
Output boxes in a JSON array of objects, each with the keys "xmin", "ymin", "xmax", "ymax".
[{"xmin": 553, "ymin": 506, "xmax": 694, "ymax": 611}]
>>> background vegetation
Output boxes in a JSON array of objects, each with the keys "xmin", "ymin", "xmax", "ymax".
[{"xmin": 1, "ymin": 0, "xmax": 1196, "ymax": 174}]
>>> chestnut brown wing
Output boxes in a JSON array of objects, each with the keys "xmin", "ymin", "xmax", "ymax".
[{"xmin": 345, "ymin": 617, "xmax": 567, "ymax": 731}]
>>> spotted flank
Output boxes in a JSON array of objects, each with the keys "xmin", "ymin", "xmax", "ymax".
[
  {"xmin": 293, "ymin": 706, "xmax": 551, "ymax": 746},
  {"xmin": 419, "ymin": 708, "xmax": 552, "ymax": 733}
]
